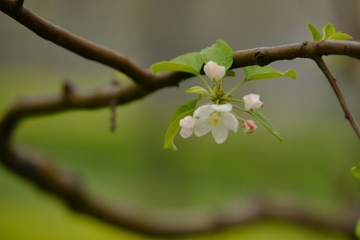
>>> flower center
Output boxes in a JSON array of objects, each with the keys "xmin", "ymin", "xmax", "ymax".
[{"xmin": 208, "ymin": 112, "xmax": 221, "ymax": 126}]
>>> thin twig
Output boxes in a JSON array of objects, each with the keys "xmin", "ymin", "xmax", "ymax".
[{"xmin": 314, "ymin": 57, "xmax": 360, "ymax": 140}]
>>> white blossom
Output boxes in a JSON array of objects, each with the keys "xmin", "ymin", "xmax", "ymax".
[
  {"xmin": 242, "ymin": 120, "xmax": 257, "ymax": 134},
  {"xmin": 193, "ymin": 103, "xmax": 238, "ymax": 144},
  {"xmin": 203, "ymin": 61, "xmax": 226, "ymax": 82},
  {"xmin": 179, "ymin": 116, "xmax": 195, "ymax": 138},
  {"xmin": 243, "ymin": 94, "xmax": 264, "ymax": 111}
]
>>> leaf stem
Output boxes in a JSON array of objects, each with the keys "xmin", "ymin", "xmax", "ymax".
[
  {"xmin": 233, "ymin": 105, "xmax": 247, "ymax": 112},
  {"xmin": 198, "ymin": 75, "xmax": 214, "ymax": 94},
  {"xmin": 229, "ymin": 98, "xmax": 244, "ymax": 103},
  {"xmin": 225, "ymin": 80, "xmax": 245, "ymax": 97}
]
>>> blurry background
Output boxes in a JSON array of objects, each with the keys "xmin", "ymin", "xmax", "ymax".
[{"xmin": 1, "ymin": 0, "xmax": 360, "ymax": 239}]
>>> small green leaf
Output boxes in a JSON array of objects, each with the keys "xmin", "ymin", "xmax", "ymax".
[
  {"xmin": 246, "ymin": 110, "xmax": 283, "ymax": 143},
  {"xmin": 186, "ymin": 86, "xmax": 209, "ymax": 95},
  {"xmin": 322, "ymin": 22, "xmax": 335, "ymax": 40},
  {"xmin": 307, "ymin": 22, "xmax": 322, "ymax": 41},
  {"xmin": 307, "ymin": 22, "xmax": 353, "ymax": 41},
  {"xmin": 200, "ymin": 40, "xmax": 233, "ymax": 70},
  {"xmin": 165, "ymin": 97, "xmax": 201, "ymax": 150},
  {"xmin": 351, "ymin": 163, "xmax": 360, "ymax": 180},
  {"xmin": 243, "ymin": 65, "xmax": 297, "ymax": 83},
  {"xmin": 328, "ymin": 32, "xmax": 353, "ymax": 41},
  {"xmin": 151, "ymin": 52, "xmax": 203, "ymax": 75}
]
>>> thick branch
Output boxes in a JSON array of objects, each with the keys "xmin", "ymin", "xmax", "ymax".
[
  {"xmin": 0, "ymin": 0, "xmax": 153, "ymax": 86},
  {"xmin": 1, "ymin": 146, "xmax": 359, "ymax": 237},
  {"xmin": 2, "ymin": 0, "xmax": 360, "ymax": 89}
]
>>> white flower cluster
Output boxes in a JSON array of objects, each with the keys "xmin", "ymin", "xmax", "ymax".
[
  {"xmin": 179, "ymin": 61, "xmax": 264, "ymax": 144},
  {"xmin": 180, "ymin": 103, "xmax": 238, "ymax": 144}
]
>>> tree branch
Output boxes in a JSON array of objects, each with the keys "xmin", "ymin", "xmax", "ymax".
[
  {"xmin": 0, "ymin": 0, "xmax": 153, "ymax": 86},
  {"xmin": 1, "ymin": 144, "xmax": 360, "ymax": 238},
  {"xmin": 2, "ymin": 0, "xmax": 360, "ymax": 88},
  {"xmin": 314, "ymin": 57, "xmax": 360, "ymax": 140},
  {"xmin": 1, "ymin": 1, "xmax": 360, "ymax": 238}
]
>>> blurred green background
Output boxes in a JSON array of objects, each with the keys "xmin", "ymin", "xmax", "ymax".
[{"xmin": 1, "ymin": 1, "xmax": 360, "ymax": 239}]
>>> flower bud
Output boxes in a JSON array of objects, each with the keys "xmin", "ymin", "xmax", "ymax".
[
  {"xmin": 179, "ymin": 116, "xmax": 195, "ymax": 138},
  {"xmin": 243, "ymin": 94, "xmax": 263, "ymax": 111},
  {"xmin": 242, "ymin": 120, "xmax": 257, "ymax": 134},
  {"xmin": 204, "ymin": 61, "xmax": 226, "ymax": 82}
]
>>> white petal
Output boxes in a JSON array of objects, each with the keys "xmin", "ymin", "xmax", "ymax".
[
  {"xmin": 211, "ymin": 125, "xmax": 229, "ymax": 144},
  {"xmin": 194, "ymin": 118, "xmax": 212, "ymax": 136},
  {"xmin": 194, "ymin": 105, "xmax": 213, "ymax": 118},
  {"xmin": 204, "ymin": 61, "xmax": 226, "ymax": 81},
  {"xmin": 211, "ymin": 103, "xmax": 232, "ymax": 112},
  {"xmin": 221, "ymin": 112, "xmax": 239, "ymax": 132},
  {"xmin": 179, "ymin": 116, "xmax": 195, "ymax": 129},
  {"xmin": 243, "ymin": 94, "xmax": 263, "ymax": 111},
  {"xmin": 180, "ymin": 127, "xmax": 193, "ymax": 138}
]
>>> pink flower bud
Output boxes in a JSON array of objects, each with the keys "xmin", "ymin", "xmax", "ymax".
[
  {"xmin": 243, "ymin": 94, "xmax": 263, "ymax": 111},
  {"xmin": 242, "ymin": 120, "xmax": 257, "ymax": 134},
  {"xmin": 204, "ymin": 61, "xmax": 226, "ymax": 82}
]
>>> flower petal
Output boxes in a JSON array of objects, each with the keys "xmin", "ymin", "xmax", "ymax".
[
  {"xmin": 221, "ymin": 112, "xmax": 238, "ymax": 132},
  {"xmin": 211, "ymin": 103, "xmax": 232, "ymax": 112},
  {"xmin": 243, "ymin": 94, "xmax": 263, "ymax": 111},
  {"xmin": 204, "ymin": 61, "xmax": 226, "ymax": 82},
  {"xmin": 194, "ymin": 105, "xmax": 213, "ymax": 118},
  {"xmin": 179, "ymin": 116, "xmax": 195, "ymax": 128},
  {"xmin": 194, "ymin": 118, "xmax": 212, "ymax": 136},
  {"xmin": 211, "ymin": 125, "xmax": 229, "ymax": 144},
  {"xmin": 180, "ymin": 127, "xmax": 193, "ymax": 138}
]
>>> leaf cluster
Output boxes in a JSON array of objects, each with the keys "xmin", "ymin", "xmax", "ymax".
[{"xmin": 307, "ymin": 22, "xmax": 352, "ymax": 41}]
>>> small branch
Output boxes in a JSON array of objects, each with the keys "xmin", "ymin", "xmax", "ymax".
[{"xmin": 314, "ymin": 57, "xmax": 360, "ymax": 140}]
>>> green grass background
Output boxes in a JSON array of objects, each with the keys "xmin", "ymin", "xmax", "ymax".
[{"xmin": 0, "ymin": 67, "xmax": 359, "ymax": 240}]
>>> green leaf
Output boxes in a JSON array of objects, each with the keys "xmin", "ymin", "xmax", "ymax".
[
  {"xmin": 246, "ymin": 110, "xmax": 283, "ymax": 143},
  {"xmin": 351, "ymin": 163, "xmax": 360, "ymax": 180},
  {"xmin": 243, "ymin": 65, "xmax": 297, "ymax": 83},
  {"xmin": 307, "ymin": 22, "xmax": 353, "ymax": 41},
  {"xmin": 200, "ymin": 40, "xmax": 233, "ymax": 70},
  {"xmin": 328, "ymin": 32, "xmax": 353, "ymax": 41},
  {"xmin": 322, "ymin": 22, "xmax": 335, "ymax": 40},
  {"xmin": 307, "ymin": 22, "xmax": 322, "ymax": 41},
  {"xmin": 151, "ymin": 52, "xmax": 203, "ymax": 75},
  {"xmin": 186, "ymin": 86, "xmax": 209, "ymax": 95},
  {"xmin": 165, "ymin": 97, "xmax": 201, "ymax": 150}
]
